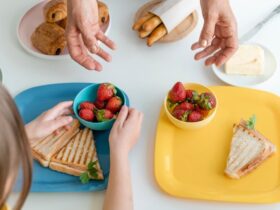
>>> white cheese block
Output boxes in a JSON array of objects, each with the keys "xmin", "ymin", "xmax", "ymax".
[{"xmin": 225, "ymin": 45, "xmax": 264, "ymax": 75}]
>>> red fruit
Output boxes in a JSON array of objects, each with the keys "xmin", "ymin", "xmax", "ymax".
[
  {"xmin": 79, "ymin": 101, "xmax": 95, "ymax": 110},
  {"xmin": 106, "ymin": 96, "xmax": 123, "ymax": 113},
  {"xmin": 195, "ymin": 106, "xmax": 209, "ymax": 118},
  {"xmin": 79, "ymin": 109, "xmax": 94, "ymax": 121},
  {"xmin": 97, "ymin": 83, "xmax": 117, "ymax": 101},
  {"xmin": 168, "ymin": 82, "xmax": 186, "ymax": 103},
  {"xmin": 94, "ymin": 100, "xmax": 105, "ymax": 109},
  {"xmin": 96, "ymin": 109, "xmax": 114, "ymax": 122},
  {"xmin": 188, "ymin": 111, "xmax": 203, "ymax": 122},
  {"xmin": 173, "ymin": 102, "xmax": 194, "ymax": 112},
  {"xmin": 172, "ymin": 109, "xmax": 189, "ymax": 121},
  {"xmin": 185, "ymin": 89, "xmax": 200, "ymax": 102},
  {"xmin": 198, "ymin": 92, "xmax": 216, "ymax": 110}
]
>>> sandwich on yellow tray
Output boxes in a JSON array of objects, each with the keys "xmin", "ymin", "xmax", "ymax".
[
  {"xmin": 225, "ymin": 115, "xmax": 276, "ymax": 179},
  {"xmin": 31, "ymin": 119, "xmax": 103, "ymax": 181}
]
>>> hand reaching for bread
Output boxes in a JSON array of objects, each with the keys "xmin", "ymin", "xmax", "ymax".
[
  {"xmin": 25, "ymin": 101, "xmax": 74, "ymax": 143},
  {"xmin": 31, "ymin": 0, "xmax": 114, "ymax": 70},
  {"xmin": 66, "ymin": 0, "xmax": 116, "ymax": 70},
  {"xmin": 133, "ymin": 13, "xmax": 167, "ymax": 47}
]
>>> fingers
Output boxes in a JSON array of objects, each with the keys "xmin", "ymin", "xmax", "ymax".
[
  {"xmin": 47, "ymin": 101, "xmax": 73, "ymax": 118},
  {"xmin": 96, "ymin": 32, "xmax": 116, "ymax": 50},
  {"xmin": 49, "ymin": 116, "xmax": 73, "ymax": 134},
  {"xmin": 90, "ymin": 44, "xmax": 112, "ymax": 62},
  {"xmin": 199, "ymin": 15, "xmax": 217, "ymax": 47},
  {"xmin": 194, "ymin": 38, "xmax": 220, "ymax": 60},
  {"xmin": 205, "ymin": 54, "xmax": 217, "ymax": 66},
  {"xmin": 215, "ymin": 47, "xmax": 237, "ymax": 67},
  {"xmin": 67, "ymin": 29, "xmax": 102, "ymax": 70},
  {"xmin": 81, "ymin": 29, "xmax": 115, "ymax": 63},
  {"xmin": 205, "ymin": 38, "xmax": 237, "ymax": 67},
  {"xmin": 114, "ymin": 106, "xmax": 129, "ymax": 127},
  {"xmin": 126, "ymin": 108, "xmax": 143, "ymax": 127},
  {"xmin": 191, "ymin": 42, "xmax": 201, "ymax": 50}
]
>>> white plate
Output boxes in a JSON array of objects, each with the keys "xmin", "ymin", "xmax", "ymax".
[
  {"xmin": 212, "ymin": 43, "xmax": 277, "ymax": 87},
  {"xmin": 17, "ymin": 1, "xmax": 111, "ymax": 60}
]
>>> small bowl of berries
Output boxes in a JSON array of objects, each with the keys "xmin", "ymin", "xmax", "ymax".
[
  {"xmin": 73, "ymin": 83, "xmax": 128, "ymax": 130},
  {"xmin": 164, "ymin": 82, "xmax": 217, "ymax": 130}
]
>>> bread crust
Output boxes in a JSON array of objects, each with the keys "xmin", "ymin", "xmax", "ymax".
[{"xmin": 225, "ymin": 121, "xmax": 276, "ymax": 179}]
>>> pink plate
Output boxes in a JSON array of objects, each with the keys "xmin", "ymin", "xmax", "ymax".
[{"xmin": 17, "ymin": 1, "xmax": 110, "ymax": 60}]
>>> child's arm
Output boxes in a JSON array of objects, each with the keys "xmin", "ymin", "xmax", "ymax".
[
  {"xmin": 25, "ymin": 101, "xmax": 74, "ymax": 143},
  {"xmin": 103, "ymin": 106, "xmax": 143, "ymax": 210}
]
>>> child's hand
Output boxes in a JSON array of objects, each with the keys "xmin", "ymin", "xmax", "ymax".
[
  {"xmin": 109, "ymin": 106, "xmax": 143, "ymax": 157},
  {"xmin": 25, "ymin": 101, "xmax": 74, "ymax": 142}
]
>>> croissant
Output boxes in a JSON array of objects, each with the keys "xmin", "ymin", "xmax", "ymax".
[
  {"xmin": 98, "ymin": 1, "xmax": 109, "ymax": 25},
  {"xmin": 44, "ymin": 0, "xmax": 67, "ymax": 23},
  {"xmin": 56, "ymin": 18, "xmax": 67, "ymax": 29},
  {"xmin": 31, "ymin": 22, "xmax": 66, "ymax": 55}
]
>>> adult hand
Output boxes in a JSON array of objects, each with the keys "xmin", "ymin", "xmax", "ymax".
[
  {"xmin": 192, "ymin": 0, "xmax": 238, "ymax": 67},
  {"xmin": 109, "ymin": 106, "xmax": 143, "ymax": 157},
  {"xmin": 66, "ymin": 0, "xmax": 116, "ymax": 71},
  {"xmin": 25, "ymin": 101, "xmax": 74, "ymax": 142}
]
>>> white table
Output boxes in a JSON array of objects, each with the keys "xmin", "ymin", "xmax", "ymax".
[{"xmin": 1, "ymin": 0, "xmax": 280, "ymax": 209}]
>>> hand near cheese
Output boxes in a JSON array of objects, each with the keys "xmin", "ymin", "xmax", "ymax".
[
  {"xmin": 25, "ymin": 101, "xmax": 74, "ymax": 143},
  {"xmin": 66, "ymin": 0, "xmax": 116, "ymax": 71},
  {"xmin": 192, "ymin": 0, "xmax": 238, "ymax": 67}
]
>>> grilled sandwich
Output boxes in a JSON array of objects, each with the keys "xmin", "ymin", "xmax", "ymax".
[
  {"xmin": 49, "ymin": 128, "xmax": 104, "ymax": 180},
  {"xmin": 225, "ymin": 120, "xmax": 276, "ymax": 179},
  {"xmin": 31, "ymin": 119, "xmax": 80, "ymax": 167}
]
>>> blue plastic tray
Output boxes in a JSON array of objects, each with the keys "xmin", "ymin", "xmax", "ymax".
[{"xmin": 14, "ymin": 83, "xmax": 129, "ymax": 192}]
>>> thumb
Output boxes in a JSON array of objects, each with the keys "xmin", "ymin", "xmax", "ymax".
[
  {"xmin": 199, "ymin": 15, "xmax": 217, "ymax": 47},
  {"xmin": 48, "ymin": 116, "xmax": 73, "ymax": 133}
]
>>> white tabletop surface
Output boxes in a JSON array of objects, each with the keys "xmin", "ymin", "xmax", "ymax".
[{"xmin": 1, "ymin": 0, "xmax": 280, "ymax": 209}]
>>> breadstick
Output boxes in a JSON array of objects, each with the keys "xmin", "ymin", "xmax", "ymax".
[
  {"xmin": 142, "ymin": 16, "xmax": 162, "ymax": 32},
  {"xmin": 139, "ymin": 29, "xmax": 152, "ymax": 38},
  {"xmin": 132, "ymin": 13, "xmax": 154, "ymax": 31},
  {"xmin": 147, "ymin": 24, "xmax": 167, "ymax": 46}
]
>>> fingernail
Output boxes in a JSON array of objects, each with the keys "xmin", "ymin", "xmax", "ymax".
[{"xmin": 200, "ymin": 39, "xmax": 208, "ymax": 48}]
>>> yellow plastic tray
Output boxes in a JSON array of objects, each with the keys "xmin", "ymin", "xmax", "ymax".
[{"xmin": 154, "ymin": 86, "xmax": 280, "ymax": 203}]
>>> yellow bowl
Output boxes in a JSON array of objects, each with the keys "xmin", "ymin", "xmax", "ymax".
[{"xmin": 164, "ymin": 83, "xmax": 217, "ymax": 130}]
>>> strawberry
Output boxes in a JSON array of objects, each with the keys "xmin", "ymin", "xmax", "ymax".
[
  {"xmin": 187, "ymin": 111, "xmax": 203, "ymax": 122},
  {"xmin": 94, "ymin": 100, "xmax": 105, "ymax": 109},
  {"xmin": 79, "ymin": 109, "xmax": 94, "ymax": 121},
  {"xmin": 168, "ymin": 82, "xmax": 186, "ymax": 103},
  {"xmin": 195, "ymin": 105, "xmax": 209, "ymax": 118},
  {"xmin": 106, "ymin": 96, "xmax": 122, "ymax": 113},
  {"xmin": 96, "ymin": 109, "xmax": 114, "ymax": 122},
  {"xmin": 185, "ymin": 89, "xmax": 200, "ymax": 103},
  {"xmin": 79, "ymin": 101, "xmax": 95, "ymax": 110},
  {"xmin": 97, "ymin": 83, "xmax": 117, "ymax": 101},
  {"xmin": 173, "ymin": 102, "xmax": 194, "ymax": 112},
  {"xmin": 172, "ymin": 109, "xmax": 190, "ymax": 121},
  {"xmin": 198, "ymin": 92, "xmax": 216, "ymax": 110}
]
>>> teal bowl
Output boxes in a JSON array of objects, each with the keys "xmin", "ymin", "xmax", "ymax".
[{"xmin": 73, "ymin": 83, "xmax": 128, "ymax": 130}]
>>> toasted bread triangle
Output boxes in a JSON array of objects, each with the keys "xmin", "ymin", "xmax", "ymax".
[
  {"xmin": 49, "ymin": 128, "xmax": 104, "ymax": 180},
  {"xmin": 225, "ymin": 121, "xmax": 276, "ymax": 179},
  {"xmin": 31, "ymin": 119, "xmax": 103, "ymax": 180},
  {"xmin": 31, "ymin": 119, "xmax": 80, "ymax": 167}
]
